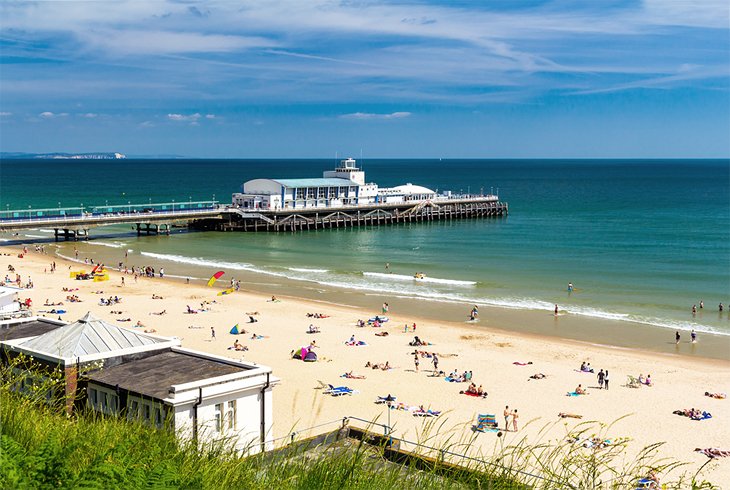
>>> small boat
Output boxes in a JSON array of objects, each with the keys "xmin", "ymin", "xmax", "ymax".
[{"xmin": 414, "ymin": 273, "xmax": 425, "ymax": 280}]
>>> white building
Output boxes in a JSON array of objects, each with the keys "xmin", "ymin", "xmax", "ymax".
[
  {"xmin": 0, "ymin": 285, "xmax": 24, "ymax": 319},
  {"xmin": 232, "ymin": 158, "xmax": 436, "ymax": 210},
  {"xmin": 0, "ymin": 313, "xmax": 278, "ymax": 454}
]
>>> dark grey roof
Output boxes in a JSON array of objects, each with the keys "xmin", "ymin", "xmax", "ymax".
[
  {"xmin": 0, "ymin": 319, "xmax": 64, "ymax": 341},
  {"xmin": 19, "ymin": 312, "xmax": 167, "ymax": 358},
  {"xmin": 88, "ymin": 350, "xmax": 249, "ymax": 400}
]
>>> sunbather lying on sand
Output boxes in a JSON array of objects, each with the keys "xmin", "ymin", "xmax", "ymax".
[
  {"xmin": 375, "ymin": 331, "xmax": 389, "ymax": 337},
  {"xmin": 558, "ymin": 413, "xmax": 583, "ymax": 419},
  {"xmin": 143, "ymin": 328, "xmax": 157, "ymax": 333},
  {"xmin": 228, "ymin": 340, "xmax": 248, "ymax": 351},
  {"xmin": 342, "ymin": 371, "xmax": 366, "ymax": 379},
  {"xmin": 150, "ymin": 310, "xmax": 167, "ymax": 315},
  {"xmin": 529, "ymin": 373, "xmax": 547, "ymax": 380},
  {"xmin": 694, "ymin": 448, "xmax": 730, "ymax": 458},
  {"xmin": 245, "ymin": 311, "xmax": 260, "ymax": 316},
  {"xmin": 705, "ymin": 391, "xmax": 727, "ymax": 399},
  {"xmin": 365, "ymin": 361, "xmax": 391, "ymax": 370}
]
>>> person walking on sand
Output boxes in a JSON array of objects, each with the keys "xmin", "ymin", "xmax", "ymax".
[
  {"xmin": 597, "ymin": 369, "xmax": 605, "ymax": 389},
  {"xmin": 512, "ymin": 409, "xmax": 519, "ymax": 432},
  {"xmin": 121, "ymin": 276, "xmax": 125, "ymax": 286},
  {"xmin": 211, "ymin": 326, "xmax": 216, "ymax": 340},
  {"xmin": 604, "ymin": 370, "xmax": 610, "ymax": 390},
  {"xmin": 413, "ymin": 352, "xmax": 420, "ymax": 372},
  {"xmin": 503, "ymin": 406, "xmax": 511, "ymax": 431},
  {"xmin": 432, "ymin": 353, "xmax": 439, "ymax": 373},
  {"xmin": 675, "ymin": 331, "xmax": 681, "ymax": 344},
  {"xmin": 554, "ymin": 304, "xmax": 559, "ymax": 316}
]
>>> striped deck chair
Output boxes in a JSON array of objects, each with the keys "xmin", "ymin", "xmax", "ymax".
[
  {"xmin": 626, "ymin": 375, "xmax": 641, "ymax": 388},
  {"xmin": 473, "ymin": 413, "xmax": 498, "ymax": 432}
]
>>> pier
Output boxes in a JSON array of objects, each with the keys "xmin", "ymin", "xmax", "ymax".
[
  {"xmin": 0, "ymin": 197, "xmax": 507, "ymax": 239},
  {"xmin": 193, "ymin": 196, "xmax": 507, "ymax": 233}
]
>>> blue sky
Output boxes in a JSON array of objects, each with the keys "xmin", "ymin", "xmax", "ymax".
[{"xmin": 1, "ymin": 0, "xmax": 728, "ymax": 158}]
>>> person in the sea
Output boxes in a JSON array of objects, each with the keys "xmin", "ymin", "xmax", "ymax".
[
  {"xmin": 675, "ymin": 331, "xmax": 681, "ymax": 344},
  {"xmin": 554, "ymin": 304, "xmax": 559, "ymax": 316},
  {"xmin": 691, "ymin": 329, "xmax": 697, "ymax": 343},
  {"xmin": 567, "ymin": 282, "xmax": 573, "ymax": 292}
]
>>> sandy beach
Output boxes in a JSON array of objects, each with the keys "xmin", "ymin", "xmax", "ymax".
[{"xmin": 3, "ymin": 247, "xmax": 729, "ymax": 485}]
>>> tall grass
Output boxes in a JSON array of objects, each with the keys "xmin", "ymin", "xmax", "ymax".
[{"xmin": 0, "ymin": 357, "xmax": 719, "ymax": 489}]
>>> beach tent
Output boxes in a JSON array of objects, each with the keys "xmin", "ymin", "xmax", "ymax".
[
  {"xmin": 230, "ymin": 324, "xmax": 242, "ymax": 335},
  {"xmin": 304, "ymin": 350, "xmax": 318, "ymax": 362}
]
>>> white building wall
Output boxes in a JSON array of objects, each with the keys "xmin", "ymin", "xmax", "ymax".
[{"xmin": 242, "ymin": 179, "xmax": 282, "ymax": 195}]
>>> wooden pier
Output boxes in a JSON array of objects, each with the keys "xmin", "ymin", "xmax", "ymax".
[{"xmin": 192, "ymin": 198, "xmax": 507, "ymax": 233}]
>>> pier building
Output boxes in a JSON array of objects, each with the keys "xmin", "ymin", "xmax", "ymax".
[{"xmin": 233, "ymin": 158, "xmax": 436, "ymax": 210}]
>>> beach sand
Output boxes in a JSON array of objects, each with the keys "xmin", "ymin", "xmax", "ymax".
[{"xmin": 3, "ymin": 248, "xmax": 729, "ymax": 485}]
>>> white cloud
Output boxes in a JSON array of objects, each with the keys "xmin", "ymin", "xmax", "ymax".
[
  {"xmin": 205, "ymin": 114, "xmax": 216, "ymax": 119},
  {"xmin": 81, "ymin": 113, "xmax": 98, "ymax": 118},
  {"xmin": 39, "ymin": 111, "xmax": 68, "ymax": 119},
  {"xmin": 168, "ymin": 113, "xmax": 201, "ymax": 122},
  {"xmin": 340, "ymin": 111, "xmax": 412, "ymax": 120},
  {"xmin": 0, "ymin": 112, "xmax": 12, "ymax": 117}
]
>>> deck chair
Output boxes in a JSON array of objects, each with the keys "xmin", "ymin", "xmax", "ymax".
[
  {"xmin": 472, "ymin": 413, "xmax": 498, "ymax": 432},
  {"xmin": 626, "ymin": 375, "xmax": 641, "ymax": 388},
  {"xmin": 326, "ymin": 384, "xmax": 354, "ymax": 396}
]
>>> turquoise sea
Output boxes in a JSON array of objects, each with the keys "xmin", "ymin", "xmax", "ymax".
[{"xmin": 1, "ymin": 159, "xmax": 729, "ymax": 337}]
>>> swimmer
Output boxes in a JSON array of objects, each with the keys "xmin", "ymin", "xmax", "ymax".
[
  {"xmin": 567, "ymin": 282, "xmax": 573, "ymax": 292},
  {"xmin": 691, "ymin": 329, "xmax": 697, "ymax": 343}
]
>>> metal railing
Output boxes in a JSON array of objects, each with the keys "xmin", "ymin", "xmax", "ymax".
[{"xmin": 267, "ymin": 415, "xmax": 568, "ymax": 488}]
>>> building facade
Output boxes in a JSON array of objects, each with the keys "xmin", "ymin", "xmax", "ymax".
[
  {"xmin": 232, "ymin": 158, "xmax": 436, "ymax": 210},
  {"xmin": 0, "ymin": 313, "xmax": 278, "ymax": 454}
]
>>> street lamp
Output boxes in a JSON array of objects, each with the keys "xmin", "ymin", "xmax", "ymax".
[
  {"xmin": 172, "ymin": 199, "xmax": 175, "ymax": 212},
  {"xmin": 384, "ymin": 394, "xmax": 395, "ymax": 441}
]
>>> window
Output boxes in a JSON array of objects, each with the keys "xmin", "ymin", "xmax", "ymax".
[
  {"xmin": 102, "ymin": 392, "xmax": 108, "ymax": 412},
  {"xmin": 214, "ymin": 403, "xmax": 223, "ymax": 433},
  {"xmin": 89, "ymin": 388, "xmax": 98, "ymax": 407},
  {"xmin": 129, "ymin": 400, "xmax": 139, "ymax": 420},
  {"xmin": 318, "ymin": 187, "xmax": 326, "ymax": 198},
  {"xmin": 155, "ymin": 408, "xmax": 163, "ymax": 428},
  {"xmin": 144, "ymin": 404, "xmax": 151, "ymax": 421},
  {"xmin": 306, "ymin": 188, "xmax": 316, "ymax": 199},
  {"xmin": 226, "ymin": 401, "xmax": 237, "ymax": 431}
]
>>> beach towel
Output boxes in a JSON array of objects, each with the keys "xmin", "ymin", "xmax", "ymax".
[
  {"xmin": 345, "ymin": 341, "xmax": 367, "ymax": 346},
  {"xmin": 413, "ymin": 409, "xmax": 441, "ymax": 417},
  {"xmin": 460, "ymin": 391, "xmax": 487, "ymax": 398},
  {"xmin": 566, "ymin": 392, "xmax": 581, "ymax": 397}
]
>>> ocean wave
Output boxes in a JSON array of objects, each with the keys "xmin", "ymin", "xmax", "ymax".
[
  {"xmin": 363, "ymin": 271, "xmax": 476, "ymax": 286},
  {"xmin": 289, "ymin": 267, "xmax": 329, "ymax": 273},
  {"xmin": 88, "ymin": 241, "xmax": 126, "ymax": 249},
  {"xmin": 135, "ymin": 251, "xmax": 728, "ymax": 337}
]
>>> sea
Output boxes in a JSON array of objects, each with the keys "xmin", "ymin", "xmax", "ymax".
[{"xmin": 1, "ymin": 158, "xmax": 729, "ymax": 340}]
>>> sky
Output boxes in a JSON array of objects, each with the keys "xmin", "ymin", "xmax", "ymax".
[{"xmin": 0, "ymin": 0, "xmax": 728, "ymax": 158}]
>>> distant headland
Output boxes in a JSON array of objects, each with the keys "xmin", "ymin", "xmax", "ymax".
[{"xmin": 1, "ymin": 152, "xmax": 126, "ymax": 160}]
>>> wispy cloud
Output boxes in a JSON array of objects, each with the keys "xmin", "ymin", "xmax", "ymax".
[
  {"xmin": 340, "ymin": 111, "xmax": 411, "ymax": 120},
  {"xmin": 39, "ymin": 111, "xmax": 68, "ymax": 119},
  {"xmin": 0, "ymin": 112, "xmax": 12, "ymax": 117}
]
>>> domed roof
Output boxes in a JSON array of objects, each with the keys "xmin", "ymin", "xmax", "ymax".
[{"xmin": 389, "ymin": 183, "xmax": 435, "ymax": 195}]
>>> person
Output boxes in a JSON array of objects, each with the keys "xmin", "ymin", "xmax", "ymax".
[
  {"xmin": 121, "ymin": 276, "xmax": 125, "ymax": 286},
  {"xmin": 382, "ymin": 302, "xmax": 389, "ymax": 314},
  {"xmin": 554, "ymin": 304, "xmax": 559, "ymax": 316},
  {"xmin": 575, "ymin": 384, "xmax": 587, "ymax": 395},
  {"xmin": 692, "ymin": 305, "xmax": 697, "ymax": 315},
  {"xmin": 645, "ymin": 374, "xmax": 652, "ymax": 386},
  {"xmin": 597, "ymin": 369, "xmax": 605, "ymax": 389},
  {"xmin": 503, "ymin": 406, "xmax": 510, "ymax": 431},
  {"xmin": 414, "ymin": 352, "xmax": 420, "ymax": 372},
  {"xmin": 159, "ymin": 268, "xmax": 164, "ymax": 278},
  {"xmin": 691, "ymin": 329, "xmax": 697, "ymax": 343},
  {"xmin": 699, "ymin": 300, "xmax": 704, "ymax": 309},
  {"xmin": 675, "ymin": 331, "xmax": 681, "ymax": 344},
  {"xmin": 385, "ymin": 262, "xmax": 390, "ymax": 272},
  {"xmin": 308, "ymin": 340, "xmax": 317, "ymax": 350},
  {"xmin": 432, "ymin": 353, "xmax": 439, "ymax": 372},
  {"xmin": 568, "ymin": 282, "xmax": 573, "ymax": 292},
  {"xmin": 349, "ymin": 334, "xmax": 355, "ymax": 343},
  {"xmin": 638, "ymin": 374, "xmax": 645, "ymax": 384},
  {"xmin": 512, "ymin": 409, "xmax": 519, "ymax": 432},
  {"xmin": 604, "ymin": 370, "xmax": 610, "ymax": 390},
  {"xmin": 719, "ymin": 302, "xmax": 724, "ymax": 312},
  {"xmin": 211, "ymin": 326, "xmax": 216, "ymax": 340}
]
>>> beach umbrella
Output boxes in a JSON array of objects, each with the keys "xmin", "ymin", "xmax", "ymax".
[
  {"xmin": 230, "ymin": 324, "xmax": 241, "ymax": 335},
  {"xmin": 207, "ymin": 271, "xmax": 225, "ymax": 287}
]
